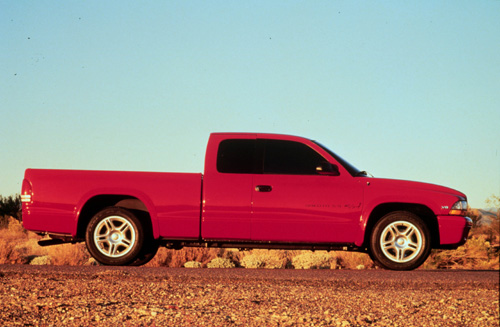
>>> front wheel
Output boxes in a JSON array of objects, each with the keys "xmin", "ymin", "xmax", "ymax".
[
  {"xmin": 85, "ymin": 207, "xmax": 145, "ymax": 266},
  {"xmin": 369, "ymin": 211, "xmax": 431, "ymax": 270}
]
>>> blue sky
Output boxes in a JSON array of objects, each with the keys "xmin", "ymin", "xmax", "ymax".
[{"xmin": 1, "ymin": 1, "xmax": 499, "ymax": 208}]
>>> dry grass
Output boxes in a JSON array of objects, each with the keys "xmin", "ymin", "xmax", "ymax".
[{"xmin": 1, "ymin": 215, "xmax": 498, "ymax": 270}]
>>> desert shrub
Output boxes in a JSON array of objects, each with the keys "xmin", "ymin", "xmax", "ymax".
[
  {"xmin": 240, "ymin": 254, "xmax": 265, "ymax": 268},
  {"xmin": 207, "ymin": 257, "xmax": 236, "ymax": 268},
  {"xmin": 30, "ymin": 255, "xmax": 52, "ymax": 265},
  {"xmin": 0, "ymin": 217, "xmax": 39, "ymax": 264},
  {"xmin": 0, "ymin": 237, "xmax": 21, "ymax": 264},
  {"xmin": 240, "ymin": 249, "xmax": 291, "ymax": 269},
  {"xmin": 184, "ymin": 261, "xmax": 202, "ymax": 268},
  {"xmin": 291, "ymin": 251, "xmax": 338, "ymax": 269},
  {"xmin": 335, "ymin": 252, "xmax": 375, "ymax": 269},
  {"xmin": 422, "ymin": 236, "xmax": 499, "ymax": 270},
  {"xmin": 46, "ymin": 243, "xmax": 90, "ymax": 265},
  {"xmin": 3, "ymin": 216, "xmax": 26, "ymax": 234}
]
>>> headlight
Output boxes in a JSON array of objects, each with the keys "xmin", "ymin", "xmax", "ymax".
[{"xmin": 449, "ymin": 200, "xmax": 468, "ymax": 215}]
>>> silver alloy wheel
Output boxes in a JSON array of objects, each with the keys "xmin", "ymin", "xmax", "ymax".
[
  {"xmin": 93, "ymin": 215, "xmax": 136, "ymax": 258},
  {"xmin": 380, "ymin": 220, "xmax": 423, "ymax": 263}
]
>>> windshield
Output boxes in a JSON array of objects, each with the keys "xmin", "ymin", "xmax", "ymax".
[{"xmin": 313, "ymin": 141, "xmax": 365, "ymax": 177}]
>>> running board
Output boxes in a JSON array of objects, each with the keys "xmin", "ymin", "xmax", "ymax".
[
  {"xmin": 37, "ymin": 233, "xmax": 80, "ymax": 247},
  {"xmin": 160, "ymin": 239, "xmax": 363, "ymax": 252}
]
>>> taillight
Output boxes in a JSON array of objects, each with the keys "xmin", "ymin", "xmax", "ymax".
[
  {"xmin": 21, "ymin": 179, "xmax": 32, "ymax": 203},
  {"xmin": 449, "ymin": 200, "xmax": 467, "ymax": 215}
]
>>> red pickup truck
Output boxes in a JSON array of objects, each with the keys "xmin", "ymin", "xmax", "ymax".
[{"xmin": 21, "ymin": 133, "xmax": 472, "ymax": 270}]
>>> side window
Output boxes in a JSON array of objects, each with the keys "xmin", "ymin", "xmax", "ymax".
[
  {"xmin": 217, "ymin": 139, "xmax": 256, "ymax": 174},
  {"xmin": 263, "ymin": 140, "xmax": 326, "ymax": 175}
]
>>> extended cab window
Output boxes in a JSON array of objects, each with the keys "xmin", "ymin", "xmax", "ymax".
[
  {"xmin": 217, "ymin": 139, "xmax": 256, "ymax": 174},
  {"xmin": 263, "ymin": 140, "xmax": 326, "ymax": 175}
]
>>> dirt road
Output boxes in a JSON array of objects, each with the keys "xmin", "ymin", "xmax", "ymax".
[{"xmin": 0, "ymin": 265, "xmax": 498, "ymax": 326}]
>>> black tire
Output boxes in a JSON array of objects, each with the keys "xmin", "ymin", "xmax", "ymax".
[
  {"xmin": 128, "ymin": 210, "xmax": 159, "ymax": 266},
  {"xmin": 129, "ymin": 239, "xmax": 160, "ymax": 266},
  {"xmin": 369, "ymin": 211, "xmax": 431, "ymax": 270},
  {"xmin": 85, "ymin": 207, "xmax": 145, "ymax": 266}
]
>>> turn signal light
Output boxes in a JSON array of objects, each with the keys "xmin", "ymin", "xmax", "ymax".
[{"xmin": 449, "ymin": 200, "xmax": 467, "ymax": 215}]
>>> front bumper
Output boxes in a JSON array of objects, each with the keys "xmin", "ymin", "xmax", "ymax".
[{"xmin": 436, "ymin": 216, "xmax": 473, "ymax": 248}]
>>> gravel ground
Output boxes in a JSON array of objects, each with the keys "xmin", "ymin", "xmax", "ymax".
[{"xmin": 0, "ymin": 265, "xmax": 498, "ymax": 326}]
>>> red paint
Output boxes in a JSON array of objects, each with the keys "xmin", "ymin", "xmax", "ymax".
[{"xmin": 22, "ymin": 132, "xmax": 470, "ymax": 250}]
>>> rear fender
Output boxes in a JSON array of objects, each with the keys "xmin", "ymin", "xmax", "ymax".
[{"xmin": 74, "ymin": 189, "xmax": 158, "ymax": 239}]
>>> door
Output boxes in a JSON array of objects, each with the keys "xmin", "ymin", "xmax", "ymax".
[
  {"xmin": 201, "ymin": 137, "xmax": 256, "ymax": 240},
  {"xmin": 251, "ymin": 139, "xmax": 363, "ymax": 243}
]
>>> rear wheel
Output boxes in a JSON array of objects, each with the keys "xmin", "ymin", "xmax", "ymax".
[
  {"xmin": 129, "ymin": 239, "xmax": 160, "ymax": 266},
  {"xmin": 369, "ymin": 211, "xmax": 431, "ymax": 270},
  {"xmin": 86, "ymin": 207, "xmax": 145, "ymax": 266}
]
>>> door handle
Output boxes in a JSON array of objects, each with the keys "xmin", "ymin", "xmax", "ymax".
[{"xmin": 255, "ymin": 185, "xmax": 272, "ymax": 192}]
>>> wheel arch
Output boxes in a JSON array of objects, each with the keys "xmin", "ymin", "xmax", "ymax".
[
  {"xmin": 362, "ymin": 203, "xmax": 439, "ymax": 249},
  {"xmin": 76, "ymin": 194, "xmax": 156, "ymax": 240}
]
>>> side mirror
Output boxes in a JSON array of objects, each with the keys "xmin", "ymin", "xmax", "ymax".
[{"xmin": 316, "ymin": 162, "xmax": 340, "ymax": 176}]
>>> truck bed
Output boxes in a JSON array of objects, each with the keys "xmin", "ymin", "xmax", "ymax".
[{"xmin": 22, "ymin": 169, "xmax": 202, "ymax": 239}]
